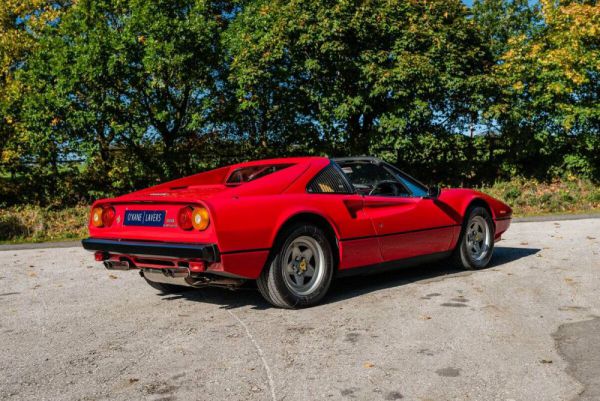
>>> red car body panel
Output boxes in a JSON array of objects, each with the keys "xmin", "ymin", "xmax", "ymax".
[{"xmin": 84, "ymin": 157, "xmax": 512, "ymax": 279}]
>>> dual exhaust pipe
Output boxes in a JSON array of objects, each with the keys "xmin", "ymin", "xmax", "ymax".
[
  {"xmin": 103, "ymin": 259, "xmax": 244, "ymax": 289},
  {"xmin": 103, "ymin": 259, "xmax": 190, "ymax": 279},
  {"xmin": 143, "ymin": 267, "xmax": 244, "ymax": 288},
  {"xmin": 103, "ymin": 260, "xmax": 130, "ymax": 271},
  {"xmin": 103, "ymin": 259, "xmax": 192, "ymax": 283}
]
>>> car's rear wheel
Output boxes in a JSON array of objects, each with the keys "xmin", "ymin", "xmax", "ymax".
[
  {"xmin": 143, "ymin": 277, "xmax": 191, "ymax": 294},
  {"xmin": 452, "ymin": 206, "xmax": 495, "ymax": 269},
  {"xmin": 257, "ymin": 223, "xmax": 334, "ymax": 308}
]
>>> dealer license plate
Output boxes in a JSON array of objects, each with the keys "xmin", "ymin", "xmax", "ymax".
[{"xmin": 123, "ymin": 210, "xmax": 166, "ymax": 227}]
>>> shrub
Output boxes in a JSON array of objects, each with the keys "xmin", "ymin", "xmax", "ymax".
[
  {"xmin": 479, "ymin": 178, "xmax": 599, "ymax": 216},
  {"xmin": 0, "ymin": 205, "xmax": 88, "ymax": 242}
]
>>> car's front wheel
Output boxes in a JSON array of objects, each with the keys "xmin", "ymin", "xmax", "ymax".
[
  {"xmin": 453, "ymin": 206, "xmax": 495, "ymax": 269},
  {"xmin": 257, "ymin": 223, "xmax": 334, "ymax": 308}
]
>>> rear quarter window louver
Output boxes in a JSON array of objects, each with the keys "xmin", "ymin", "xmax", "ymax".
[{"xmin": 307, "ymin": 165, "xmax": 353, "ymax": 194}]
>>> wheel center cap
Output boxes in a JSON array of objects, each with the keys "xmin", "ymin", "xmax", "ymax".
[{"xmin": 298, "ymin": 259, "xmax": 307, "ymax": 272}]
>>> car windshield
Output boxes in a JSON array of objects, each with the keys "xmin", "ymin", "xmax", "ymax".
[{"xmin": 226, "ymin": 164, "xmax": 292, "ymax": 185}]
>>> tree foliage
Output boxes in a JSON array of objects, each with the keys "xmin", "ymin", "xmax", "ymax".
[
  {"xmin": 0, "ymin": 0, "xmax": 598, "ymax": 206},
  {"xmin": 492, "ymin": 0, "xmax": 600, "ymax": 178},
  {"xmin": 227, "ymin": 0, "xmax": 487, "ymax": 159},
  {"xmin": 0, "ymin": 1, "xmax": 69, "ymax": 161}
]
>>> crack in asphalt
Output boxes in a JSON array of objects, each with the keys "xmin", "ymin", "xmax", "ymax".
[{"xmin": 226, "ymin": 309, "xmax": 277, "ymax": 401}]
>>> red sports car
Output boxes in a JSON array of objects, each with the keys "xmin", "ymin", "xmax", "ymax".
[{"xmin": 82, "ymin": 156, "xmax": 512, "ymax": 308}]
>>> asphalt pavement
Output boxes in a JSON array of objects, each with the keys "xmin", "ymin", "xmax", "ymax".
[{"xmin": 1, "ymin": 218, "xmax": 599, "ymax": 401}]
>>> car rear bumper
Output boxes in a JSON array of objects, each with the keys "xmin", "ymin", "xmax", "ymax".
[{"xmin": 81, "ymin": 238, "xmax": 220, "ymax": 263}]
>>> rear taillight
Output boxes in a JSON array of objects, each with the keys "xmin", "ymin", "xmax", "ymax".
[
  {"xmin": 91, "ymin": 205, "xmax": 115, "ymax": 228},
  {"xmin": 92, "ymin": 207, "xmax": 104, "ymax": 227},
  {"xmin": 191, "ymin": 206, "xmax": 210, "ymax": 230},
  {"xmin": 102, "ymin": 206, "xmax": 116, "ymax": 227},
  {"xmin": 178, "ymin": 205, "xmax": 210, "ymax": 231},
  {"xmin": 178, "ymin": 206, "xmax": 194, "ymax": 230}
]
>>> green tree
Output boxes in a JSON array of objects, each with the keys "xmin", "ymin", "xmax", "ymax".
[
  {"xmin": 470, "ymin": 0, "xmax": 543, "ymax": 180},
  {"xmin": 0, "ymin": 1, "xmax": 69, "ymax": 166},
  {"xmin": 2, "ymin": 0, "xmax": 599, "ymax": 207},
  {"xmin": 472, "ymin": 0, "xmax": 541, "ymax": 59},
  {"xmin": 492, "ymin": 0, "xmax": 600, "ymax": 178},
  {"xmin": 19, "ymin": 0, "xmax": 226, "ymax": 201},
  {"xmin": 226, "ymin": 0, "xmax": 488, "ymax": 175}
]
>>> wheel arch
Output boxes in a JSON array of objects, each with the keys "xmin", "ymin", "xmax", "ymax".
[
  {"xmin": 269, "ymin": 212, "xmax": 340, "ymax": 270},
  {"xmin": 463, "ymin": 197, "xmax": 496, "ymax": 230}
]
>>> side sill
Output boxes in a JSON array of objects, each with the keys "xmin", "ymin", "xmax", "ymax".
[{"xmin": 336, "ymin": 251, "xmax": 452, "ymax": 278}]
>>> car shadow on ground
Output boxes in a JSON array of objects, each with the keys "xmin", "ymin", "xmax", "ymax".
[
  {"xmin": 325, "ymin": 246, "xmax": 540, "ymax": 305},
  {"xmin": 159, "ymin": 246, "xmax": 540, "ymax": 310}
]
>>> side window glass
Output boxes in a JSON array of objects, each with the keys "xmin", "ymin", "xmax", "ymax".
[
  {"xmin": 395, "ymin": 175, "xmax": 427, "ymax": 197},
  {"xmin": 307, "ymin": 165, "xmax": 353, "ymax": 194},
  {"xmin": 337, "ymin": 162, "xmax": 410, "ymax": 197}
]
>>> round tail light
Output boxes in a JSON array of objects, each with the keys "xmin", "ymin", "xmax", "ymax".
[
  {"xmin": 92, "ymin": 205, "xmax": 116, "ymax": 228},
  {"xmin": 178, "ymin": 206, "xmax": 194, "ymax": 230},
  {"xmin": 101, "ymin": 206, "xmax": 116, "ymax": 227},
  {"xmin": 92, "ymin": 207, "xmax": 104, "ymax": 227},
  {"xmin": 191, "ymin": 207, "xmax": 210, "ymax": 231}
]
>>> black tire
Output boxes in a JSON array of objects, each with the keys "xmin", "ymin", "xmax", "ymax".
[
  {"xmin": 452, "ymin": 206, "xmax": 495, "ymax": 270},
  {"xmin": 257, "ymin": 223, "xmax": 334, "ymax": 308},
  {"xmin": 144, "ymin": 277, "xmax": 192, "ymax": 294}
]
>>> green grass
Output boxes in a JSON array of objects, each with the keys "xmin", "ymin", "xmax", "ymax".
[{"xmin": 1, "ymin": 178, "xmax": 598, "ymax": 244}]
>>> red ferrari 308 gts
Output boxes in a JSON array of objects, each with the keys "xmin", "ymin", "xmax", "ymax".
[{"xmin": 82, "ymin": 157, "xmax": 512, "ymax": 308}]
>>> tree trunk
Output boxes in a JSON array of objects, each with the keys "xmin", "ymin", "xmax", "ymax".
[{"xmin": 347, "ymin": 114, "xmax": 370, "ymax": 156}]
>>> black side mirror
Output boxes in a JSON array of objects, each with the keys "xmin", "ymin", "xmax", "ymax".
[{"xmin": 426, "ymin": 186, "xmax": 441, "ymax": 199}]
